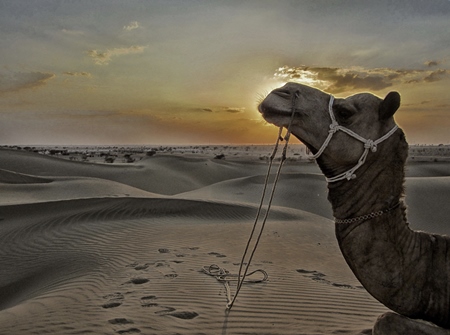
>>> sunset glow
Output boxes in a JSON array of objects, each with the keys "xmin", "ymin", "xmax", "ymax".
[
  {"xmin": 273, "ymin": 66, "xmax": 329, "ymax": 88},
  {"xmin": 0, "ymin": 0, "xmax": 449, "ymax": 145}
]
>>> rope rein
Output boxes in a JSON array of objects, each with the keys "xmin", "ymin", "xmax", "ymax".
[
  {"xmin": 227, "ymin": 91, "xmax": 299, "ymax": 310},
  {"xmin": 202, "ymin": 91, "xmax": 299, "ymax": 311},
  {"xmin": 201, "ymin": 264, "xmax": 268, "ymax": 307}
]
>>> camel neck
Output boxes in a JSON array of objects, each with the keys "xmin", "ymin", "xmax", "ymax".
[
  {"xmin": 328, "ymin": 138, "xmax": 450, "ymax": 328},
  {"xmin": 325, "ymin": 133, "xmax": 407, "ymax": 222}
]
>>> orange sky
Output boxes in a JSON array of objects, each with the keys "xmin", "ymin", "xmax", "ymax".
[{"xmin": 1, "ymin": 0, "xmax": 449, "ymax": 145}]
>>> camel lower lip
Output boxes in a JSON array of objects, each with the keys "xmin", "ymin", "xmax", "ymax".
[{"xmin": 258, "ymin": 105, "xmax": 291, "ymax": 117}]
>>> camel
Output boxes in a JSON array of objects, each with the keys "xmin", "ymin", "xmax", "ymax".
[{"xmin": 258, "ymin": 82, "xmax": 450, "ymax": 334}]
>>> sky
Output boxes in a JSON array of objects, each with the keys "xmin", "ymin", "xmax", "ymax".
[{"xmin": 0, "ymin": 0, "xmax": 449, "ymax": 145}]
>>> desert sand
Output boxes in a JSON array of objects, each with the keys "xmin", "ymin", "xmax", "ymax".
[{"xmin": 1, "ymin": 145, "xmax": 449, "ymax": 335}]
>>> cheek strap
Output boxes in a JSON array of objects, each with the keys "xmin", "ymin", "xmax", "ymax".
[{"xmin": 308, "ymin": 95, "xmax": 398, "ymax": 183}]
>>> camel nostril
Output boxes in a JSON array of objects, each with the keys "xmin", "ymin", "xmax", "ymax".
[{"xmin": 273, "ymin": 88, "xmax": 292, "ymax": 99}]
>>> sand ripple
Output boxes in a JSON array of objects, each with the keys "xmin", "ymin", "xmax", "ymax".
[{"xmin": 1, "ymin": 148, "xmax": 448, "ymax": 334}]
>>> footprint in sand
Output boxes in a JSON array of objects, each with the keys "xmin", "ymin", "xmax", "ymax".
[
  {"xmin": 123, "ymin": 278, "xmax": 150, "ymax": 285},
  {"xmin": 109, "ymin": 318, "xmax": 134, "ymax": 325},
  {"xmin": 140, "ymin": 296, "xmax": 198, "ymax": 319},
  {"xmin": 167, "ymin": 311, "xmax": 199, "ymax": 319},
  {"xmin": 109, "ymin": 318, "xmax": 141, "ymax": 333},
  {"xmin": 208, "ymin": 251, "xmax": 227, "ymax": 258},
  {"xmin": 140, "ymin": 295, "xmax": 158, "ymax": 308},
  {"xmin": 116, "ymin": 328, "xmax": 141, "ymax": 334},
  {"xmin": 126, "ymin": 262, "xmax": 150, "ymax": 271},
  {"xmin": 296, "ymin": 269, "xmax": 362, "ymax": 289},
  {"xmin": 154, "ymin": 261, "xmax": 178, "ymax": 278},
  {"xmin": 102, "ymin": 292, "xmax": 124, "ymax": 309}
]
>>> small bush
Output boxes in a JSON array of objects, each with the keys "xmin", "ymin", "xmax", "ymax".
[{"xmin": 214, "ymin": 154, "xmax": 225, "ymax": 160}]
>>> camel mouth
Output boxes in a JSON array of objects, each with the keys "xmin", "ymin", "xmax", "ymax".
[
  {"xmin": 257, "ymin": 100, "xmax": 293, "ymax": 119},
  {"xmin": 257, "ymin": 104, "xmax": 291, "ymax": 118},
  {"xmin": 257, "ymin": 101, "xmax": 317, "ymax": 155},
  {"xmin": 257, "ymin": 88, "xmax": 299, "ymax": 121}
]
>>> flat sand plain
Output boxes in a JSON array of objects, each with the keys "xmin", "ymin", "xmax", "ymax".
[{"xmin": 1, "ymin": 145, "xmax": 449, "ymax": 335}]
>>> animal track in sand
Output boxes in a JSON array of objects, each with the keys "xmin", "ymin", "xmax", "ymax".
[
  {"xmin": 168, "ymin": 311, "xmax": 199, "ymax": 319},
  {"xmin": 103, "ymin": 252, "xmax": 199, "ymax": 335},
  {"xmin": 102, "ymin": 302, "xmax": 122, "ymax": 308},
  {"xmin": 208, "ymin": 251, "xmax": 227, "ymax": 258},
  {"xmin": 154, "ymin": 260, "xmax": 178, "ymax": 278},
  {"xmin": 109, "ymin": 318, "xmax": 134, "ymax": 325},
  {"xmin": 296, "ymin": 269, "xmax": 363, "ymax": 289},
  {"xmin": 102, "ymin": 292, "xmax": 124, "ymax": 308},
  {"xmin": 124, "ymin": 278, "xmax": 150, "ymax": 285},
  {"xmin": 126, "ymin": 262, "xmax": 150, "ymax": 271},
  {"xmin": 117, "ymin": 328, "xmax": 141, "ymax": 334},
  {"xmin": 140, "ymin": 295, "xmax": 199, "ymax": 319},
  {"xmin": 140, "ymin": 295, "xmax": 158, "ymax": 307}
]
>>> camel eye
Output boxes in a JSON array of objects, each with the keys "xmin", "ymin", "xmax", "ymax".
[{"xmin": 335, "ymin": 107, "xmax": 354, "ymax": 122}]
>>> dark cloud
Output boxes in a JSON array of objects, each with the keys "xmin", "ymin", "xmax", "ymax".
[
  {"xmin": 325, "ymin": 71, "xmax": 393, "ymax": 92},
  {"xmin": 186, "ymin": 108, "xmax": 213, "ymax": 113},
  {"xmin": 0, "ymin": 71, "xmax": 55, "ymax": 94},
  {"xmin": 62, "ymin": 71, "xmax": 91, "ymax": 77},
  {"xmin": 274, "ymin": 65, "xmax": 450, "ymax": 93},
  {"xmin": 423, "ymin": 69, "xmax": 449, "ymax": 82},
  {"xmin": 188, "ymin": 107, "xmax": 245, "ymax": 113},
  {"xmin": 425, "ymin": 60, "xmax": 439, "ymax": 67}
]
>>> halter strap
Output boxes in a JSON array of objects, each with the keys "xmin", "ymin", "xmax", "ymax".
[{"xmin": 308, "ymin": 95, "xmax": 399, "ymax": 183}]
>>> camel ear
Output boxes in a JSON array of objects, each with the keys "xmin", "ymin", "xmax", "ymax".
[{"xmin": 379, "ymin": 91, "xmax": 401, "ymax": 120}]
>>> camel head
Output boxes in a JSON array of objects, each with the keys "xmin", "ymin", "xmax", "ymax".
[{"xmin": 258, "ymin": 83, "xmax": 403, "ymax": 181}]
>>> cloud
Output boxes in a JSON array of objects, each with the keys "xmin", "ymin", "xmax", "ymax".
[
  {"xmin": 61, "ymin": 29, "xmax": 84, "ymax": 36},
  {"xmin": 189, "ymin": 107, "xmax": 245, "ymax": 114},
  {"xmin": 86, "ymin": 46, "xmax": 146, "ymax": 65},
  {"xmin": 273, "ymin": 65, "xmax": 450, "ymax": 93},
  {"xmin": 123, "ymin": 21, "xmax": 140, "ymax": 31},
  {"xmin": 223, "ymin": 107, "xmax": 245, "ymax": 113},
  {"xmin": 186, "ymin": 108, "xmax": 213, "ymax": 113},
  {"xmin": 424, "ymin": 60, "xmax": 440, "ymax": 67},
  {"xmin": 423, "ymin": 69, "xmax": 448, "ymax": 83},
  {"xmin": 0, "ymin": 71, "xmax": 55, "ymax": 94},
  {"xmin": 62, "ymin": 71, "xmax": 91, "ymax": 77}
]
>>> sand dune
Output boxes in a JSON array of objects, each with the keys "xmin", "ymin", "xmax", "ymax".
[{"xmin": 0, "ymin": 147, "xmax": 449, "ymax": 334}]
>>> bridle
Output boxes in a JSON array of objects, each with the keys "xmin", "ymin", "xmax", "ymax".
[
  {"xmin": 278, "ymin": 91, "xmax": 401, "ymax": 225},
  {"xmin": 306, "ymin": 95, "xmax": 399, "ymax": 183}
]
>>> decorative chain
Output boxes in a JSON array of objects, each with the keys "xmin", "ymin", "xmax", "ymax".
[{"xmin": 334, "ymin": 203, "xmax": 400, "ymax": 224}]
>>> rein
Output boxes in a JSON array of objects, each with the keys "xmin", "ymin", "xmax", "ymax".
[
  {"xmin": 224, "ymin": 91, "xmax": 300, "ymax": 310},
  {"xmin": 309, "ymin": 95, "xmax": 399, "ymax": 183}
]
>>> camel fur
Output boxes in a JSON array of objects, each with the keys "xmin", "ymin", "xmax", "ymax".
[{"xmin": 258, "ymin": 83, "xmax": 450, "ymax": 334}]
